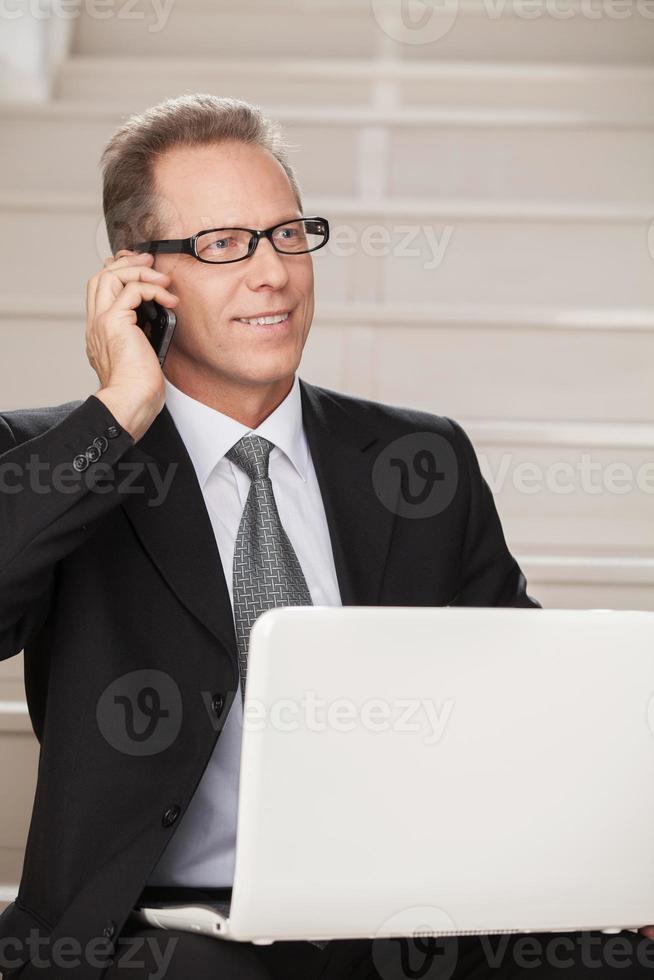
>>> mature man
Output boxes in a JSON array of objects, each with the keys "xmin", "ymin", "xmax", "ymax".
[{"xmin": 0, "ymin": 94, "xmax": 650, "ymax": 979}]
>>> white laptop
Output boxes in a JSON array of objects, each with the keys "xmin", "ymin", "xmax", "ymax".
[{"xmin": 132, "ymin": 606, "xmax": 654, "ymax": 944}]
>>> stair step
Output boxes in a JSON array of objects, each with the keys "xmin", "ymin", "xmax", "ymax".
[
  {"xmin": 521, "ymin": 557, "xmax": 654, "ymax": 611},
  {"xmin": 1, "ymin": 103, "xmax": 653, "ymax": 201},
  {"xmin": 54, "ymin": 57, "xmax": 654, "ymax": 115},
  {"xmin": 71, "ymin": 0, "xmax": 654, "ymax": 65}
]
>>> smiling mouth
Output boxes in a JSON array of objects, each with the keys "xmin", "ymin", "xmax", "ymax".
[{"xmin": 235, "ymin": 312, "xmax": 291, "ymax": 326}]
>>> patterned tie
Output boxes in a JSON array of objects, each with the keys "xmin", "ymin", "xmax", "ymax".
[
  {"xmin": 225, "ymin": 434, "xmax": 329, "ymax": 952},
  {"xmin": 225, "ymin": 434, "xmax": 313, "ymax": 703}
]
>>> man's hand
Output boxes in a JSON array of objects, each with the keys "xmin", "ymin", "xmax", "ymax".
[
  {"xmin": 86, "ymin": 249, "xmax": 179, "ymax": 442},
  {"xmin": 638, "ymin": 926, "xmax": 654, "ymax": 939}
]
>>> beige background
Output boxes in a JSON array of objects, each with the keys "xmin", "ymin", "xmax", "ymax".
[{"xmin": 0, "ymin": 0, "xmax": 653, "ymax": 903}]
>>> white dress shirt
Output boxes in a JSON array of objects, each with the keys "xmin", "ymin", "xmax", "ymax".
[{"xmin": 146, "ymin": 373, "xmax": 342, "ymax": 887}]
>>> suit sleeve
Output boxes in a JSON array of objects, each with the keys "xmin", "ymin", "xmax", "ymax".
[
  {"xmin": 447, "ymin": 418, "xmax": 541, "ymax": 609},
  {"xmin": 0, "ymin": 395, "xmax": 136, "ymax": 661}
]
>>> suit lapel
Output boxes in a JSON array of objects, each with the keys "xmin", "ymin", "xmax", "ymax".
[
  {"xmin": 119, "ymin": 408, "xmax": 238, "ymax": 664},
  {"xmin": 299, "ymin": 379, "xmax": 397, "ymax": 607},
  {"xmin": 119, "ymin": 378, "xmax": 397, "ymax": 666}
]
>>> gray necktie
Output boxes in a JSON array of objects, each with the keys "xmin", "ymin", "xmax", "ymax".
[
  {"xmin": 225, "ymin": 434, "xmax": 329, "ymax": 952},
  {"xmin": 225, "ymin": 434, "xmax": 313, "ymax": 702}
]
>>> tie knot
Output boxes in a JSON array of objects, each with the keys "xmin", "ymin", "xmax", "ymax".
[{"xmin": 225, "ymin": 434, "xmax": 274, "ymax": 482}]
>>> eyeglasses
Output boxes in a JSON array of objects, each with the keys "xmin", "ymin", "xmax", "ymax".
[{"xmin": 132, "ymin": 216, "xmax": 330, "ymax": 265}]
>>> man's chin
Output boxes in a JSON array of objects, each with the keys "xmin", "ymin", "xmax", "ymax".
[{"xmin": 219, "ymin": 361, "xmax": 299, "ymax": 391}]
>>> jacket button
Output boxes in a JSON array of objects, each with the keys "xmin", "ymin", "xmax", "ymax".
[
  {"xmin": 85, "ymin": 444, "xmax": 101, "ymax": 463},
  {"xmin": 102, "ymin": 920, "xmax": 116, "ymax": 939},
  {"xmin": 162, "ymin": 805, "xmax": 181, "ymax": 828},
  {"xmin": 73, "ymin": 454, "xmax": 89, "ymax": 472},
  {"xmin": 93, "ymin": 435, "xmax": 109, "ymax": 453},
  {"xmin": 106, "ymin": 425, "xmax": 121, "ymax": 439},
  {"xmin": 211, "ymin": 694, "xmax": 225, "ymax": 717}
]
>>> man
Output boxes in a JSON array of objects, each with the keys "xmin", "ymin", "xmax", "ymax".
[{"xmin": 0, "ymin": 94, "xmax": 649, "ymax": 979}]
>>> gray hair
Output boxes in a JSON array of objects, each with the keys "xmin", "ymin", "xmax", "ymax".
[{"xmin": 100, "ymin": 93, "xmax": 303, "ymax": 253}]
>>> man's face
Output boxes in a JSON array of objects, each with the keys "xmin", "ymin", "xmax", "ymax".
[{"xmin": 149, "ymin": 140, "xmax": 315, "ymax": 393}]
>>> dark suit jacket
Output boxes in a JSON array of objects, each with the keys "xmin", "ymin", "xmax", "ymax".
[{"xmin": 0, "ymin": 378, "xmax": 539, "ymax": 978}]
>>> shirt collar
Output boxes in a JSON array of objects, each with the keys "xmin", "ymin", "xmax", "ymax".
[{"xmin": 163, "ymin": 373, "xmax": 309, "ymax": 489}]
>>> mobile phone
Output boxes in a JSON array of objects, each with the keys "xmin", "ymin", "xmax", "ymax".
[{"xmin": 135, "ymin": 299, "xmax": 177, "ymax": 366}]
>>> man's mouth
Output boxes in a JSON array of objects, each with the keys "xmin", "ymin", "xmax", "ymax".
[{"xmin": 235, "ymin": 311, "xmax": 291, "ymax": 327}]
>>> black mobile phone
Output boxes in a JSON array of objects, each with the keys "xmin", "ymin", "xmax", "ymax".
[{"xmin": 135, "ymin": 300, "xmax": 177, "ymax": 366}]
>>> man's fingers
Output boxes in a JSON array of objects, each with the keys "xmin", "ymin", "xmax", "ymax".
[
  {"xmin": 93, "ymin": 265, "xmax": 172, "ymax": 319},
  {"xmin": 638, "ymin": 926, "xmax": 654, "ymax": 939},
  {"xmin": 88, "ymin": 253, "xmax": 153, "ymax": 320},
  {"xmin": 102, "ymin": 249, "xmax": 151, "ymax": 264},
  {"xmin": 109, "ymin": 279, "xmax": 179, "ymax": 315}
]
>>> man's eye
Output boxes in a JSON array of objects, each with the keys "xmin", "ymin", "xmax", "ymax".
[
  {"xmin": 209, "ymin": 238, "xmax": 231, "ymax": 250},
  {"xmin": 278, "ymin": 228, "xmax": 297, "ymax": 239}
]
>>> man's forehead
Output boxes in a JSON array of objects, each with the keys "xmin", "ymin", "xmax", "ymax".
[
  {"xmin": 155, "ymin": 193, "xmax": 301, "ymax": 235},
  {"xmin": 153, "ymin": 143, "xmax": 299, "ymax": 232}
]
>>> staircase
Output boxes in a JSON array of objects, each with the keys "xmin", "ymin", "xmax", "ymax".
[{"xmin": 1, "ymin": 0, "xmax": 654, "ymax": 904}]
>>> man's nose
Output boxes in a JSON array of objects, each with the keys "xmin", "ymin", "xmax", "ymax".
[{"xmin": 245, "ymin": 238, "xmax": 290, "ymax": 288}]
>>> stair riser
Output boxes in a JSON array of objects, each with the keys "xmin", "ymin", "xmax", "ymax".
[{"xmin": 1, "ymin": 114, "xmax": 653, "ymax": 203}]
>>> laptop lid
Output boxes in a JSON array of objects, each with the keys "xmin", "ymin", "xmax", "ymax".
[{"xmin": 228, "ymin": 606, "xmax": 654, "ymax": 943}]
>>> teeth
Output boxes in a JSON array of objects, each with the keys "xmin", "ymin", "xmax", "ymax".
[{"xmin": 237, "ymin": 313, "xmax": 289, "ymax": 325}]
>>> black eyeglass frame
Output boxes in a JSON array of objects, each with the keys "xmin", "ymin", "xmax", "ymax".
[{"xmin": 132, "ymin": 216, "xmax": 330, "ymax": 265}]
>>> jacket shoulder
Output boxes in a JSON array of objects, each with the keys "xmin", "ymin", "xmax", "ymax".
[
  {"xmin": 0, "ymin": 398, "xmax": 85, "ymax": 446},
  {"xmin": 304, "ymin": 380, "xmax": 465, "ymax": 442}
]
